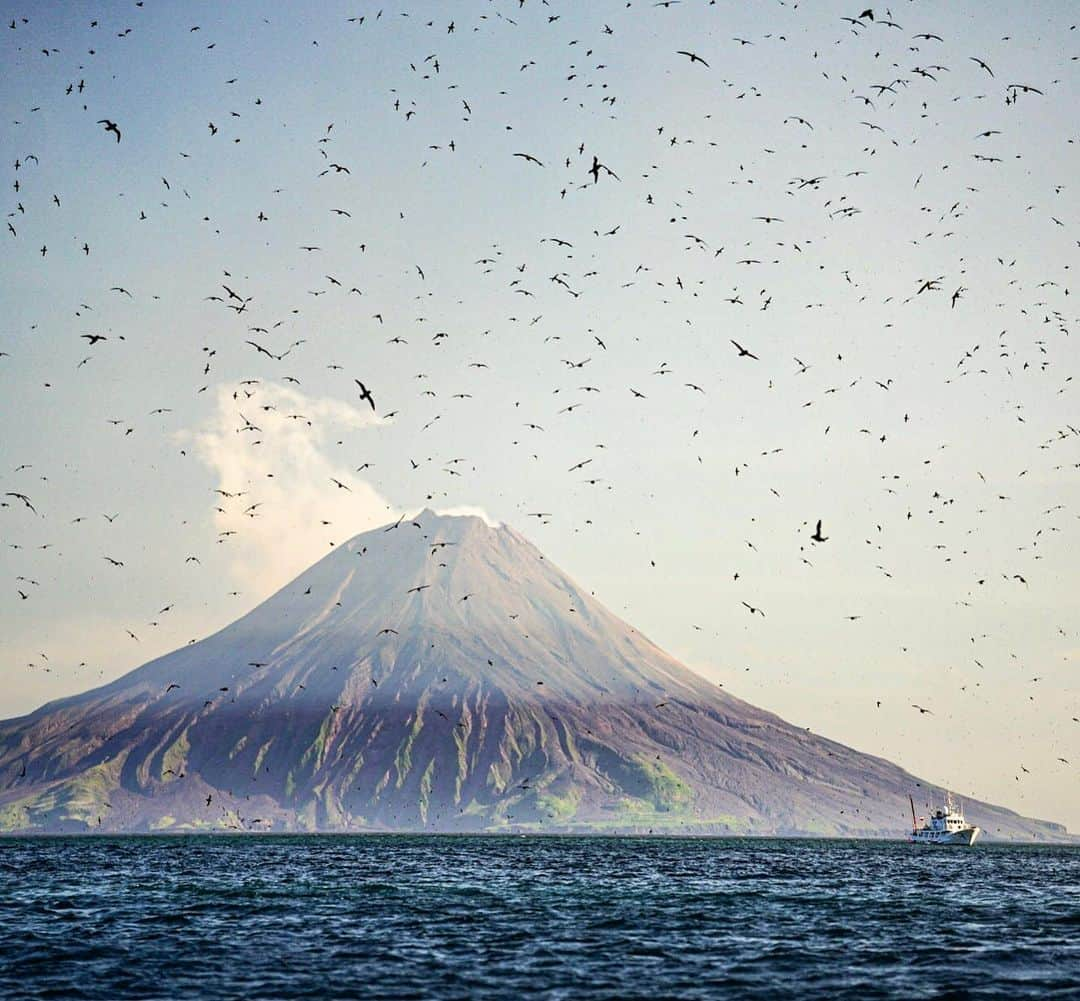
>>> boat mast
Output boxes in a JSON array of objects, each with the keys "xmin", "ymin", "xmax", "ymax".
[{"xmin": 909, "ymin": 794, "xmax": 918, "ymax": 833}]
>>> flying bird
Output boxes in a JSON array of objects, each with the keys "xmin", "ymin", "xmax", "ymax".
[
  {"xmin": 730, "ymin": 340, "xmax": 759, "ymax": 360},
  {"xmin": 676, "ymin": 50, "xmax": 709, "ymax": 66},
  {"xmin": 355, "ymin": 380, "xmax": 376, "ymax": 410},
  {"xmin": 97, "ymin": 119, "xmax": 121, "ymax": 142}
]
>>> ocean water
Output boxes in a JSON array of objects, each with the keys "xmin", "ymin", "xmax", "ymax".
[{"xmin": 0, "ymin": 837, "xmax": 1076, "ymax": 1000}]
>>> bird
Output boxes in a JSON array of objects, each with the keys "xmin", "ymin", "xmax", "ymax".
[
  {"xmin": 730, "ymin": 339, "xmax": 759, "ymax": 360},
  {"xmin": 97, "ymin": 119, "xmax": 121, "ymax": 142},
  {"xmin": 911, "ymin": 705, "xmax": 934, "ymax": 715},
  {"xmin": 811, "ymin": 520, "xmax": 828, "ymax": 543},
  {"xmin": 513, "ymin": 152, "xmax": 544, "ymax": 166},
  {"xmin": 676, "ymin": 50, "xmax": 709, "ymax": 67},
  {"xmin": 355, "ymin": 380, "xmax": 376, "ymax": 410}
]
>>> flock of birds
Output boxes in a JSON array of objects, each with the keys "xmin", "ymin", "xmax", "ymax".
[{"xmin": 1, "ymin": 0, "xmax": 1077, "ymax": 821}]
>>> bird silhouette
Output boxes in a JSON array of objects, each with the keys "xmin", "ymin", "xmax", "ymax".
[
  {"xmin": 97, "ymin": 119, "xmax": 121, "ymax": 142},
  {"xmin": 355, "ymin": 380, "xmax": 376, "ymax": 410},
  {"xmin": 676, "ymin": 50, "xmax": 709, "ymax": 67},
  {"xmin": 730, "ymin": 340, "xmax": 759, "ymax": 360}
]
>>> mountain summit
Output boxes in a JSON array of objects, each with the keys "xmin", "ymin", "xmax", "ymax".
[{"xmin": 0, "ymin": 511, "xmax": 1069, "ymax": 838}]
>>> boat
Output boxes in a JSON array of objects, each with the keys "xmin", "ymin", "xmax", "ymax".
[{"xmin": 908, "ymin": 792, "xmax": 980, "ymax": 845}]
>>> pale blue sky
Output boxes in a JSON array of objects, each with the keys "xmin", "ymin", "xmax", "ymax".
[{"xmin": 2, "ymin": 0, "xmax": 1078, "ymax": 828}]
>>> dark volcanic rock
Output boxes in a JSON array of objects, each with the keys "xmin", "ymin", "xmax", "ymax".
[{"xmin": 0, "ymin": 511, "xmax": 1070, "ymax": 840}]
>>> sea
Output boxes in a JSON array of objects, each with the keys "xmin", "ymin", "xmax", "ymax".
[{"xmin": 0, "ymin": 836, "xmax": 1076, "ymax": 1000}]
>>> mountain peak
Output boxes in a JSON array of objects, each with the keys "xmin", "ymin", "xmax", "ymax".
[{"xmin": 345, "ymin": 507, "xmax": 506, "ymax": 546}]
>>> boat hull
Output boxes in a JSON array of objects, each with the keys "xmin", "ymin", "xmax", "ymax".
[{"xmin": 909, "ymin": 826, "xmax": 981, "ymax": 846}]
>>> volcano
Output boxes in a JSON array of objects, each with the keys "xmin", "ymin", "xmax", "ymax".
[{"xmin": 0, "ymin": 511, "xmax": 1070, "ymax": 839}]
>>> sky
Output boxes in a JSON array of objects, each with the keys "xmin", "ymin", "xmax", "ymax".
[{"xmin": 1, "ymin": 0, "xmax": 1078, "ymax": 830}]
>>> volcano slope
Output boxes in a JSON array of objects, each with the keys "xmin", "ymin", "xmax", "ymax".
[{"xmin": 0, "ymin": 511, "xmax": 1070, "ymax": 839}]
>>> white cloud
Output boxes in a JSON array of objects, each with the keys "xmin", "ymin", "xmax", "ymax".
[
  {"xmin": 185, "ymin": 382, "xmax": 397, "ymax": 599},
  {"xmin": 428, "ymin": 505, "xmax": 502, "ymax": 528}
]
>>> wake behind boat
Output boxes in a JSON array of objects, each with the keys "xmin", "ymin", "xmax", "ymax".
[{"xmin": 908, "ymin": 792, "xmax": 981, "ymax": 846}]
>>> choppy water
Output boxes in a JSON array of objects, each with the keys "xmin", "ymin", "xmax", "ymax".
[{"xmin": 0, "ymin": 836, "xmax": 1076, "ymax": 1000}]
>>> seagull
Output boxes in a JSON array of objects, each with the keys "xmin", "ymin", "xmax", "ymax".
[
  {"xmin": 97, "ymin": 119, "xmax": 121, "ymax": 142},
  {"xmin": 811, "ymin": 520, "xmax": 828, "ymax": 543},
  {"xmin": 730, "ymin": 339, "xmax": 759, "ymax": 360},
  {"xmin": 676, "ymin": 50, "xmax": 709, "ymax": 67},
  {"xmin": 355, "ymin": 380, "xmax": 375, "ymax": 410}
]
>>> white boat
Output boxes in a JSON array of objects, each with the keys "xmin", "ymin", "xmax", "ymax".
[{"xmin": 908, "ymin": 792, "xmax": 980, "ymax": 846}]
